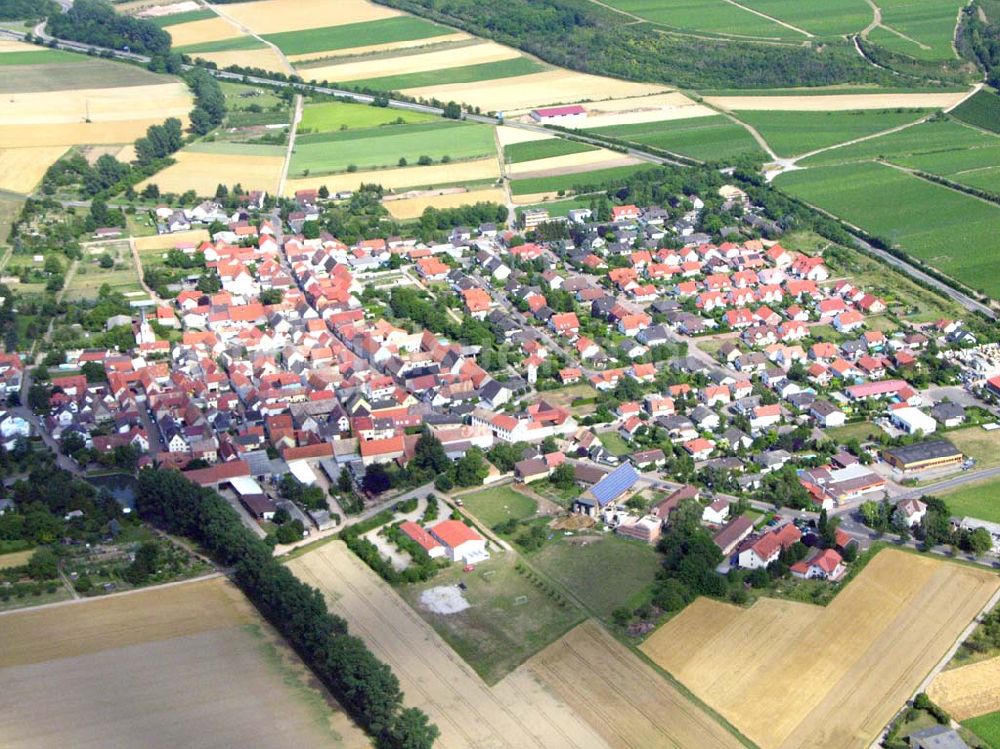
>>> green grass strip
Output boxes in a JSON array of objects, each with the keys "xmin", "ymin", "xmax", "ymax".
[
  {"xmin": 262, "ymin": 17, "xmax": 449, "ymax": 56},
  {"xmin": 152, "ymin": 8, "xmax": 216, "ymax": 27},
  {"xmin": 346, "ymin": 57, "xmax": 544, "ymax": 91},
  {"xmin": 177, "ymin": 35, "xmax": 266, "ymax": 54}
]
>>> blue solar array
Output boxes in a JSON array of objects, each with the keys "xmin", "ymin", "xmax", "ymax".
[{"xmin": 592, "ymin": 463, "xmax": 640, "ymax": 506}]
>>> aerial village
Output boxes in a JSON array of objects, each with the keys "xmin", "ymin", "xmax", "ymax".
[{"xmin": 18, "ymin": 182, "xmax": 1000, "ymax": 592}]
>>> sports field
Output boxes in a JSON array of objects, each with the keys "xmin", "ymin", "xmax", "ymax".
[
  {"xmin": 299, "ymin": 100, "xmax": 437, "ymax": 133},
  {"xmin": 0, "ymin": 578, "xmax": 367, "ymax": 748},
  {"xmin": 290, "ymin": 121, "xmax": 495, "ymax": 176},
  {"xmin": 642, "ymin": 550, "xmax": 1000, "ymax": 749},
  {"xmin": 587, "ymin": 115, "xmax": 764, "ymax": 161},
  {"xmin": 929, "ymin": 656, "xmax": 1000, "ymax": 721},
  {"xmin": 288, "ymin": 540, "xmax": 609, "ymax": 749},
  {"xmin": 138, "ymin": 149, "xmax": 284, "ymax": 196},
  {"xmin": 383, "ymin": 187, "xmax": 508, "ymax": 219},
  {"xmin": 776, "ymin": 161, "xmax": 1000, "ymax": 298},
  {"xmin": 283, "ymin": 157, "xmax": 500, "ymax": 196},
  {"xmin": 528, "ymin": 620, "xmax": 745, "ymax": 749},
  {"xmin": 735, "ymin": 108, "xmax": 931, "ymax": 157}
]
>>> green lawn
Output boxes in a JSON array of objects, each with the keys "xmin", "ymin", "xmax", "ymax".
[
  {"xmin": 504, "ymin": 139, "xmax": 597, "ymax": 164},
  {"xmin": 262, "ymin": 17, "xmax": 450, "ymax": 56},
  {"xmin": 530, "ymin": 533, "xmax": 663, "ymax": 619},
  {"xmin": 598, "ymin": 430, "xmax": 631, "ymax": 456},
  {"xmin": 399, "ymin": 553, "xmax": 583, "ymax": 684},
  {"xmin": 291, "ymin": 120, "xmax": 495, "ymax": 176},
  {"xmin": 347, "ymin": 57, "xmax": 544, "ymax": 92},
  {"xmin": 601, "ymin": 0, "xmax": 801, "ymax": 38},
  {"xmin": 736, "ymin": 108, "xmax": 931, "ymax": 157},
  {"xmin": 510, "ymin": 163, "xmax": 658, "ymax": 195},
  {"xmin": 459, "ymin": 486, "xmax": 538, "ymax": 527},
  {"xmin": 299, "ymin": 100, "xmax": 438, "ymax": 133},
  {"xmin": 776, "ymin": 160, "xmax": 1000, "ymax": 298},
  {"xmin": 587, "ymin": 115, "xmax": 764, "ymax": 162},
  {"xmin": 964, "ymin": 709, "xmax": 1000, "ymax": 748},
  {"xmin": 153, "ymin": 8, "xmax": 216, "ymax": 27},
  {"xmin": 0, "ymin": 49, "xmax": 79, "ymax": 65},
  {"xmin": 942, "ymin": 477, "xmax": 1000, "ymax": 524},
  {"xmin": 826, "ymin": 421, "xmax": 880, "ymax": 443},
  {"xmin": 177, "ymin": 36, "xmax": 265, "ymax": 54},
  {"xmin": 739, "ymin": 0, "xmax": 870, "ymax": 35},
  {"xmin": 952, "ymin": 89, "xmax": 1000, "ymax": 134}
]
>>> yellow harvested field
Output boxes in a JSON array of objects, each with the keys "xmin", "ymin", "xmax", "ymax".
[
  {"xmin": 300, "ymin": 41, "xmax": 519, "ymax": 83},
  {"xmin": 529, "ymin": 620, "xmax": 744, "ymax": 749},
  {"xmin": 706, "ymin": 92, "xmax": 969, "ymax": 111},
  {"xmin": 0, "ymin": 83, "xmax": 192, "ymax": 126},
  {"xmin": 509, "ymin": 148, "xmax": 640, "ymax": 178},
  {"xmin": 928, "ymin": 656, "xmax": 1000, "ymax": 720},
  {"xmin": 0, "ymin": 550, "xmax": 32, "ymax": 569},
  {"xmin": 0, "ymin": 40, "xmax": 37, "ymax": 53},
  {"xmin": 568, "ymin": 93, "xmax": 717, "ymax": 129},
  {"xmin": 403, "ymin": 71, "xmax": 668, "ymax": 114},
  {"xmin": 384, "ymin": 187, "xmax": 508, "ymax": 219},
  {"xmin": 134, "ymin": 228, "xmax": 210, "ymax": 251},
  {"xmin": 512, "ymin": 191, "xmax": 561, "ymax": 205},
  {"xmin": 283, "ymin": 157, "xmax": 500, "ymax": 196},
  {"xmin": 164, "ymin": 16, "xmax": 244, "ymax": 47},
  {"xmin": 117, "ymin": 144, "xmax": 137, "ymax": 163},
  {"xmin": 290, "ymin": 541, "xmax": 609, "ymax": 749},
  {"xmin": 0, "ymin": 577, "xmax": 248, "ymax": 669},
  {"xmin": 219, "ymin": 0, "xmax": 399, "ymax": 34},
  {"xmin": 496, "ymin": 125, "xmax": 553, "ymax": 147},
  {"xmin": 289, "ymin": 33, "xmax": 469, "ymax": 65},
  {"xmin": 195, "ymin": 46, "xmax": 288, "ymax": 73},
  {"xmin": 0, "ymin": 147, "xmax": 67, "ymax": 194},
  {"xmin": 0, "ymin": 120, "xmax": 179, "ymax": 148},
  {"xmin": 642, "ymin": 550, "xmax": 1000, "ymax": 749},
  {"xmin": 0, "ymin": 576, "xmax": 369, "ymax": 749},
  {"xmin": 137, "ymin": 150, "xmax": 283, "ymax": 195}
]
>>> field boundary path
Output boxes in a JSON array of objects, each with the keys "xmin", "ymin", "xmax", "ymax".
[
  {"xmin": 277, "ymin": 93, "xmax": 302, "ymax": 198},
  {"xmin": 200, "ymin": 0, "xmax": 296, "ymax": 75},
  {"xmin": 720, "ymin": 0, "xmax": 813, "ymax": 37},
  {"xmin": 129, "ymin": 236, "xmax": 165, "ymax": 305}
]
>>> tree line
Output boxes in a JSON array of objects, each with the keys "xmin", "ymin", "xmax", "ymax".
[
  {"xmin": 0, "ymin": 0, "xmax": 57, "ymax": 20},
  {"xmin": 135, "ymin": 467, "xmax": 439, "ymax": 749},
  {"xmin": 49, "ymin": 0, "xmax": 171, "ymax": 56}
]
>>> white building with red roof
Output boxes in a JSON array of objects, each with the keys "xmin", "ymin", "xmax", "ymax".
[
  {"xmin": 399, "ymin": 521, "xmax": 446, "ymax": 559},
  {"xmin": 430, "ymin": 520, "xmax": 488, "ymax": 564}
]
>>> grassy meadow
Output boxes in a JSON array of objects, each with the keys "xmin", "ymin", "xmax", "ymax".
[
  {"xmin": 587, "ymin": 115, "xmax": 764, "ymax": 162},
  {"xmin": 263, "ymin": 17, "xmax": 450, "ymax": 56}
]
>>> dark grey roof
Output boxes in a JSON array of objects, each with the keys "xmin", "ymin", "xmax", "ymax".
[{"xmin": 884, "ymin": 439, "xmax": 961, "ymax": 465}]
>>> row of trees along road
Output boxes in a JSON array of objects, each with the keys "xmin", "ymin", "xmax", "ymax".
[{"xmin": 135, "ymin": 468, "xmax": 439, "ymax": 749}]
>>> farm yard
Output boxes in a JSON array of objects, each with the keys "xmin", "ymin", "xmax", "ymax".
[
  {"xmin": 288, "ymin": 540, "xmax": 609, "ymax": 749},
  {"xmin": 0, "ymin": 578, "xmax": 367, "ymax": 749},
  {"xmin": 642, "ymin": 550, "xmax": 1000, "ymax": 749},
  {"xmin": 775, "ymin": 161, "xmax": 1000, "ymax": 298}
]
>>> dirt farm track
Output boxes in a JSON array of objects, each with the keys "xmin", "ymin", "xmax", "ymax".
[{"xmin": 289, "ymin": 541, "xmax": 743, "ymax": 749}]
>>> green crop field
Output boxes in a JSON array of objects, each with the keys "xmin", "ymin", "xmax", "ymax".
[
  {"xmin": 872, "ymin": 0, "xmax": 965, "ymax": 60},
  {"xmin": 185, "ymin": 141, "xmax": 287, "ymax": 157},
  {"xmin": 347, "ymin": 57, "xmax": 544, "ymax": 92},
  {"xmin": 777, "ymin": 161, "xmax": 1000, "ymax": 297},
  {"xmin": 460, "ymin": 486, "xmax": 538, "ymax": 527},
  {"xmin": 964, "ymin": 709, "xmax": 1000, "ymax": 748},
  {"xmin": 895, "ymin": 145, "xmax": 1000, "ymax": 194},
  {"xmin": 587, "ymin": 114, "xmax": 764, "ymax": 162},
  {"xmin": 152, "ymin": 8, "xmax": 215, "ymax": 27},
  {"xmin": 263, "ymin": 17, "xmax": 449, "ymax": 56},
  {"xmin": 510, "ymin": 164, "xmax": 659, "ymax": 196},
  {"xmin": 942, "ymin": 477, "xmax": 1000, "ymax": 524},
  {"xmin": 530, "ymin": 533, "xmax": 662, "ymax": 619},
  {"xmin": 739, "ymin": 0, "xmax": 870, "ymax": 35},
  {"xmin": 291, "ymin": 120, "xmax": 495, "ymax": 175},
  {"xmin": 951, "ymin": 89, "xmax": 1000, "ymax": 134},
  {"xmin": 298, "ymin": 100, "xmax": 437, "ymax": 133},
  {"xmin": 177, "ymin": 36, "xmax": 265, "ymax": 54},
  {"xmin": 799, "ymin": 118, "xmax": 996, "ymax": 166},
  {"xmin": 504, "ymin": 139, "xmax": 597, "ymax": 164},
  {"xmin": 735, "ymin": 108, "xmax": 931, "ymax": 157},
  {"xmin": 0, "ymin": 49, "xmax": 79, "ymax": 65},
  {"xmin": 601, "ymin": 0, "xmax": 800, "ymax": 38},
  {"xmin": 0, "ymin": 58, "xmax": 171, "ymax": 94}
]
